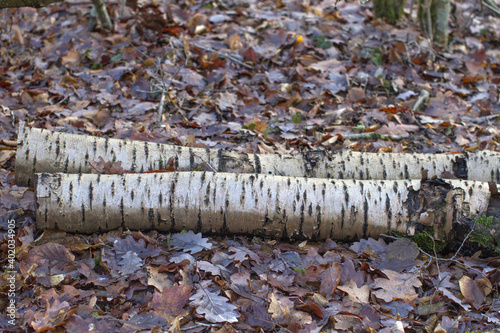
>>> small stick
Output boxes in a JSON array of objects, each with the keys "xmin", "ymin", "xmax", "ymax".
[{"xmin": 191, "ymin": 42, "xmax": 253, "ymax": 69}]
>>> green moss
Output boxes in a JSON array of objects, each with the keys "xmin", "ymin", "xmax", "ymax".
[
  {"xmin": 292, "ymin": 111, "xmax": 303, "ymax": 124},
  {"xmin": 359, "ymin": 47, "xmax": 384, "ymax": 66},
  {"xmin": 392, "ymin": 227, "xmax": 447, "ymax": 253},
  {"xmin": 411, "ymin": 231, "xmax": 447, "ymax": 253},
  {"xmin": 93, "ymin": 256, "xmax": 101, "ymax": 269},
  {"xmin": 468, "ymin": 214, "xmax": 500, "ymax": 255},
  {"xmin": 313, "ymin": 35, "xmax": 332, "ymax": 50}
]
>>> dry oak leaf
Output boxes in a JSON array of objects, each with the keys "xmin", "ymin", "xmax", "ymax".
[
  {"xmin": 153, "ymin": 284, "xmax": 193, "ymax": 321},
  {"xmin": 378, "ymin": 122, "xmax": 419, "ymax": 138},
  {"xmin": 216, "ymin": 91, "xmax": 238, "ymax": 111},
  {"xmin": 189, "ymin": 281, "xmax": 239, "ymax": 323},
  {"xmin": 89, "ymin": 156, "xmax": 126, "ymax": 174},
  {"xmin": 338, "ymin": 279, "xmax": 370, "ymax": 304},
  {"xmin": 171, "ymin": 231, "xmax": 212, "ymax": 254},
  {"xmin": 117, "ymin": 251, "xmax": 143, "ymax": 276},
  {"xmin": 228, "ymin": 246, "xmax": 261, "ymax": 268},
  {"xmin": 372, "ymin": 270, "xmax": 421, "ymax": 303}
]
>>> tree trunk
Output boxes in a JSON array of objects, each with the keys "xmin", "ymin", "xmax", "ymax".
[
  {"xmin": 90, "ymin": 0, "xmax": 112, "ymax": 30},
  {"xmin": 0, "ymin": 0, "xmax": 61, "ymax": 8},
  {"xmin": 418, "ymin": 0, "xmax": 450, "ymax": 45},
  {"xmin": 433, "ymin": 0, "xmax": 451, "ymax": 45},
  {"xmin": 16, "ymin": 124, "xmax": 500, "ymax": 187},
  {"xmin": 372, "ymin": 0, "xmax": 406, "ymax": 24},
  {"xmin": 35, "ymin": 172, "xmax": 496, "ymax": 240}
]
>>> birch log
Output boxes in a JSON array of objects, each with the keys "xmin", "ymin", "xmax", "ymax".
[
  {"xmin": 16, "ymin": 125, "xmax": 500, "ymax": 187},
  {"xmin": 36, "ymin": 172, "xmax": 496, "ymax": 240}
]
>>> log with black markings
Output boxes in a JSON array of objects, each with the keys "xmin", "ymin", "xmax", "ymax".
[
  {"xmin": 36, "ymin": 172, "xmax": 495, "ymax": 240},
  {"xmin": 16, "ymin": 124, "xmax": 500, "ymax": 187}
]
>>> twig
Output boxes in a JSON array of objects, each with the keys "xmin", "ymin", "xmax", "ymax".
[
  {"xmin": 193, "ymin": 153, "xmax": 217, "ymax": 172},
  {"xmin": 157, "ymin": 87, "xmax": 167, "ymax": 122},
  {"xmin": 449, "ymin": 216, "xmax": 479, "ymax": 261},
  {"xmin": 382, "ymin": 215, "xmax": 481, "ymax": 266},
  {"xmin": 190, "ymin": 42, "xmax": 253, "ymax": 69},
  {"xmin": 342, "ymin": 133, "xmax": 403, "ymax": 141},
  {"xmin": 412, "ymin": 89, "xmax": 430, "ymax": 112},
  {"xmin": 133, "ymin": 47, "xmax": 186, "ymax": 123},
  {"xmin": 482, "ymin": 0, "xmax": 500, "ymax": 15}
]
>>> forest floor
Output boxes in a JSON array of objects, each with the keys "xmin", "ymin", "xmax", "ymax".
[{"xmin": 1, "ymin": 0, "xmax": 500, "ymax": 331}]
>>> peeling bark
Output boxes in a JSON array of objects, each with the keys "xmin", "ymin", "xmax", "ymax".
[
  {"xmin": 36, "ymin": 172, "xmax": 493, "ymax": 240},
  {"xmin": 16, "ymin": 124, "xmax": 500, "ymax": 187}
]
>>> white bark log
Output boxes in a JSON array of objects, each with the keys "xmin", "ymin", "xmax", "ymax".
[
  {"xmin": 16, "ymin": 124, "xmax": 500, "ymax": 187},
  {"xmin": 36, "ymin": 172, "xmax": 494, "ymax": 240}
]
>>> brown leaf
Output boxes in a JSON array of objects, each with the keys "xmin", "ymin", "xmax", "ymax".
[
  {"xmin": 378, "ymin": 122, "xmax": 419, "ymax": 137},
  {"xmin": 61, "ymin": 50, "xmax": 80, "ymax": 67},
  {"xmin": 459, "ymin": 276, "xmax": 485, "ymax": 309},
  {"xmin": 228, "ymin": 34, "xmax": 243, "ymax": 50},
  {"xmin": 347, "ymin": 87, "xmax": 365, "ymax": 103},
  {"xmin": 242, "ymin": 47, "xmax": 258, "ymax": 63},
  {"xmin": 125, "ymin": 0, "xmax": 138, "ymax": 10},
  {"xmin": 91, "ymin": 108, "xmax": 112, "ymax": 128},
  {"xmin": 338, "ymin": 279, "xmax": 370, "ymax": 304},
  {"xmin": 147, "ymin": 266, "xmax": 174, "ymax": 292},
  {"xmin": 373, "ymin": 269, "xmax": 421, "ymax": 302},
  {"xmin": 20, "ymin": 243, "xmax": 75, "ymax": 277},
  {"xmin": 140, "ymin": 14, "xmax": 168, "ymax": 33},
  {"xmin": 153, "ymin": 283, "xmax": 192, "ymax": 321},
  {"xmin": 89, "ymin": 156, "xmax": 126, "ymax": 174},
  {"xmin": 385, "ymin": 238, "xmax": 419, "ymax": 261},
  {"xmin": 319, "ymin": 263, "xmax": 342, "ymax": 299}
]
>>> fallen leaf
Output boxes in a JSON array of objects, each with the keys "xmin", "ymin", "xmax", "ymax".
[
  {"xmin": 153, "ymin": 284, "xmax": 193, "ymax": 321},
  {"xmin": 372, "ymin": 270, "xmax": 421, "ymax": 303},
  {"xmin": 338, "ymin": 279, "xmax": 370, "ymax": 304},
  {"xmin": 459, "ymin": 276, "xmax": 485, "ymax": 309},
  {"xmin": 189, "ymin": 281, "xmax": 239, "ymax": 323}
]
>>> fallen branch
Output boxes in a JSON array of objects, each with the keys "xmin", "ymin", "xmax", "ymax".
[
  {"xmin": 36, "ymin": 172, "xmax": 495, "ymax": 240},
  {"xmin": 16, "ymin": 124, "xmax": 500, "ymax": 187}
]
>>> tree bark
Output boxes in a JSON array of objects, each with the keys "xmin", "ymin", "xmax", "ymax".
[
  {"xmin": 418, "ymin": 0, "xmax": 450, "ymax": 45},
  {"xmin": 16, "ymin": 124, "xmax": 500, "ymax": 187},
  {"xmin": 90, "ymin": 0, "xmax": 111, "ymax": 30},
  {"xmin": 0, "ymin": 0, "xmax": 61, "ymax": 8},
  {"xmin": 35, "ymin": 172, "xmax": 495, "ymax": 240},
  {"xmin": 372, "ymin": 0, "xmax": 406, "ymax": 24},
  {"xmin": 433, "ymin": 0, "xmax": 450, "ymax": 45}
]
